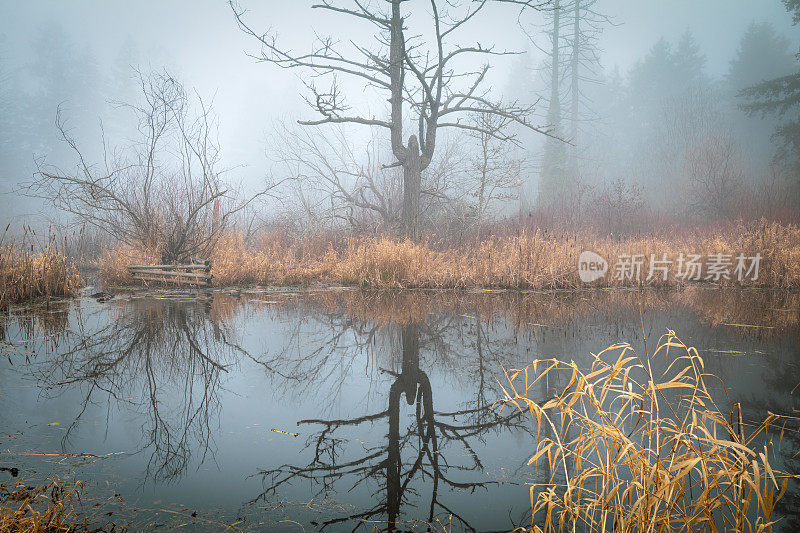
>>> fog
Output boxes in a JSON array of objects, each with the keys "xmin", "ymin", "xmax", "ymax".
[{"xmin": 1, "ymin": 0, "xmax": 798, "ymax": 234}]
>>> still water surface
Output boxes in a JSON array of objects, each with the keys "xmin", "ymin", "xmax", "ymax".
[{"xmin": 0, "ymin": 288, "xmax": 798, "ymax": 531}]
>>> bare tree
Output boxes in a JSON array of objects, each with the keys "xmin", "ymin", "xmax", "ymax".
[
  {"xmin": 684, "ymin": 134, "xmax": 744, "ymax": 219},
  {"xmin": 529, "ymin": 0, "xmax": 608, "ymax": 205},
  {"xmin": 27, "ymin": 70, "xmax": 276, "ymax": 263},
  {"xmin": 637, "ymin": 87, "xmax": 728, "ymax": 211},
  {"xmin": 31, "ymin": 298, "xmax": 236, "ymax": 482},
  {"xmin": 248, "ymin": 322, "xmax": 532, "ymax": 531},
  {"xmin": 275, "ymin": 121, "xmax": 476, "ymax": 234},
  {"xmin": 594, "ymin": 178, "xmax": 644, "ymax": 237},
  {"xmin": 231, "ymin": 0, "xmax": 552, "ymax": 238},
  {"xmin": 468, "ymin": 112, "xmax": 523, "ymax": 230},
  {"xmin": 566, "ymin": 0, "xmax": 609, "ymax": 147},
  {"xmin": 274, "ymin": 123, "xmax": 402, "ymax": 230}
]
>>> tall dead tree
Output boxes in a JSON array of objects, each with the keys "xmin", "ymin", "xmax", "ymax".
[
  {"xmin": 231, "ymin": 0, "xmax": 552, "ymax": 238},
  {"xmin": 538, "ymin": 0, "xmax": 566, "ymax": 204},
  {"xmin": 566, "ymin": 0, "xmax": 609, "ymax": 149},
  {"xmin": 530, "ymin": 0, "xmax": 608, "ymax": 205},
  {"xmin": 570, "ymin": 0, "xmax": 579, "ymax": 144}
]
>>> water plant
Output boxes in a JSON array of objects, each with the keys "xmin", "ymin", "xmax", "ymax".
[
  {"xmin": 0, "ymin": 227, "xmax": 80, "ymax": 309},
  {"xmin": 0, "ymin": 477, "xmax": 96, "ymax": 533},
  {"xmin": 497, "ymin": 331, "xmax": 798, "ymax": 532}
]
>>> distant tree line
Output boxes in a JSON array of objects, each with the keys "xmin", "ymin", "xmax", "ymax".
[{"xmin": 518, "ymin": 1, "xmax": 800, "ymax": 228}]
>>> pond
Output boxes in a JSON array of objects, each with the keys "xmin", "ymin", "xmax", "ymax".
[{"xmin": 0, "ymin": 288, "xmax": 798, "ymax": 531}]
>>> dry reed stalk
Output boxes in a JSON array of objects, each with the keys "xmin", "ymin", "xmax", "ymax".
[
  {"xmin": 96, "ymin": 242, "xmax": 161, "ymax": 286},
  {"xmin": 0, "ymin": 476, "xmax": 101, "ymax": 532},
  {"xmin": 97, "ymin": 220, "xmax": 800, "ymax": 290},
  {"xmin": 0, "ymin": 236, "xmax": 80, "ymax": 309},
  {"xmin": 496, "ymin": 332, "xmax": 798, "ymax": 533}
]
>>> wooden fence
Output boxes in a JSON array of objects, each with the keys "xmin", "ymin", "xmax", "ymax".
[{"xmin": 128, "ymin": 259, "xmax": 212, "ymax": 287}]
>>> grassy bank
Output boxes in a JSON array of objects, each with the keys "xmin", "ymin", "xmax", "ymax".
[
  {"xmin": 99, "ymin": 220, "xmax": 800, "ymax": 289},
  {"xmin": 0, "ymin": 238, "xmax": 80, "ymax": 309}
]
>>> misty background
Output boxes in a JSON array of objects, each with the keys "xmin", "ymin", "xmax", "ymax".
[{"xmin": 1, "ymin": 0, "xmax": 798, "ymax": 235}]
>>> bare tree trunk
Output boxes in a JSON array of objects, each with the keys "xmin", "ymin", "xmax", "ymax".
[
  {"xmin": 402, "ymin": 135, "xmax": 421, "ymax": 238},
  {"xmin": 233, "ymin": 0, "xmax": 551, "ymax": 235},
  {"xmin": 388, "ymin": 0, "xmax": 421, "ymax": 239},
  {"xmin": 571, "ymin": 0, "xmax": 580, "ymax": 146},
  {"xmin": 539, "ymin": 0, "xmax": 564, "ymax": 205},
  {"xmin": 551, "ymin": 0, "xmax": 561, "ymax": 119}
]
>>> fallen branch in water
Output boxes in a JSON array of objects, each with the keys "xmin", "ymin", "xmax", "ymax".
[
  {"xmin": 270, "ymin": 429, "xmax": 299, "ymax": 437},
  {"xmin": 12, "ymin": 452, "xmax": 125, "ymax": 458}
]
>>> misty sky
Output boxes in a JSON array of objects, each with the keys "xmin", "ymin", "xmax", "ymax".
[{"xmin": 0, "ymin": 0, "xmax": 797, "ymax": 224}]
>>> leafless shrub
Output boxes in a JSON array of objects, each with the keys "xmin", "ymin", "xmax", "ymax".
[
  {"xmin": 594, "ymin": 178, "xmax": 645, "ymax": 237},
  {"xmin": 27, "ymin": 70, "xmax": 276, "ymax": 263},
  {"xmin": 685, "ymin": 134, "xmax": 744, "ymax": 219}
]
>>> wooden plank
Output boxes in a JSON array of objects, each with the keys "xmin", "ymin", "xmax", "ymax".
[
  {"xmin": 127, "ymin": 259, "xmax": 213, "ymax": 287},
  {"xmin": 130, "ymin": 271, "xmax": 211, "ymax": 279},
  {"xmin": 131, "ymin": 275, "xmax": 212, "ymax": 286},
  {"xmin": 130, "ymin": 269, "xmax": 212, "ymax": 278},
  {"xmin": 129, "ymin": 264, "xmax": 210, "ymax": 271},
  {"xmin": 131, "ymin": 277, "xmax": 212, "ymax": 286},
  {"xmin": 129, "ymin": 269, "xmax": 212, "ymax": 277}
]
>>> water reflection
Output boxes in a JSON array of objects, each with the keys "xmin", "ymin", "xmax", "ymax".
[
  {"xmin": 27, "ymin": 297, "xmax": 239, "ymax": 481},
  {"xmin": 0, "ymin": 287, "xmax": 797, "ymax": 530},
  {"xmin": 250, "ymin": 320, "xmax": 532, "ymax": 531}
]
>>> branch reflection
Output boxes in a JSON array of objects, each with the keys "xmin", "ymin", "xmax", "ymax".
[
  {"xmin": 250, "ymin": 318, "xmax": 533, "ymax": 531},
  {"xmin": 30, "ymin": 295, "xmax": 246, "ymax": 482}
]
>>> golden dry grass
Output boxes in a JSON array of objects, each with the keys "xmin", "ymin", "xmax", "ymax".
[
  {"xmin": 99, "ymin": 219, "xmax": 800, "ymax": 290},
  {"xmin": 0, "ymin": 477, "xmax": 100, "ymax": 532},
  {"xmin": 96, "ymin": 242, "xmax": 160, "ymax": 286},
  {"xmin": 497, "ymin": 332, "xmax": 798, "ymax": 533},
  {"xmin": 0, "ymin": 240, "xmax": 80, "ymax": 309}
]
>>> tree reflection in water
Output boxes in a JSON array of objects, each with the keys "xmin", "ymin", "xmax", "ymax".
[
  {"xmin": 250, "ymin": 320, "xmax": 534, "ymax": 532},
  {"xmin": 30, "ymin": 296, "xmax": 244, "ymax": 482},
  {"xmin": 4, "ymin": 287, "xmax": 797, "ymax": 530}
]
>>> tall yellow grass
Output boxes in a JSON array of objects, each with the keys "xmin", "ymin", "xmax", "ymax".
[
  {"xmin": 498, "ymin": 332, "xmax": 798, "ymax": 533},
  {"xmin": 0, "ymin": 477, "xmax": 96, "ymax": 532},
  {"xmin": 96, "ymin": 242, "xmax": 161, "ymax": 285},
  {"xmin": 99, "ymin": 220, "xmax": 800, "ymax": 289},
  {"xmin": 0, "ymin": 239, "xmax": 80, "ymax": 309}
]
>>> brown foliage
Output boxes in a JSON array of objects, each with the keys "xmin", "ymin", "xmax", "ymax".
[
  {"xmin": 100, "ymin": 220, "xmax": 800, "ymax": 290},
  {"xmin": 0, "ymin": 477, "xmax": 102, "ymax": 532}
]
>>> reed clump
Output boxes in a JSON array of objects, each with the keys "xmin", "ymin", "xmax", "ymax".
[
  {"xmin": 497, "ymin": 332, "xmax": 798, "ymax": 533},
  {"xmin": 98, "ymin": 219, "xmax": 800, "ymax": 289},
  {"xmin": 0, "ymin": 477, "xmax": 100, "ymax": 532},
  {"xmin": 0, "ymin": 237, "xmax": 80, "ymax": 309},
  {"xmin": 209, "ymin": 230, "xmax": 339, "ymax": 286},
  {"xmin": 97, "ymin": 241, "xmax": 161, "ymax": 286}
]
